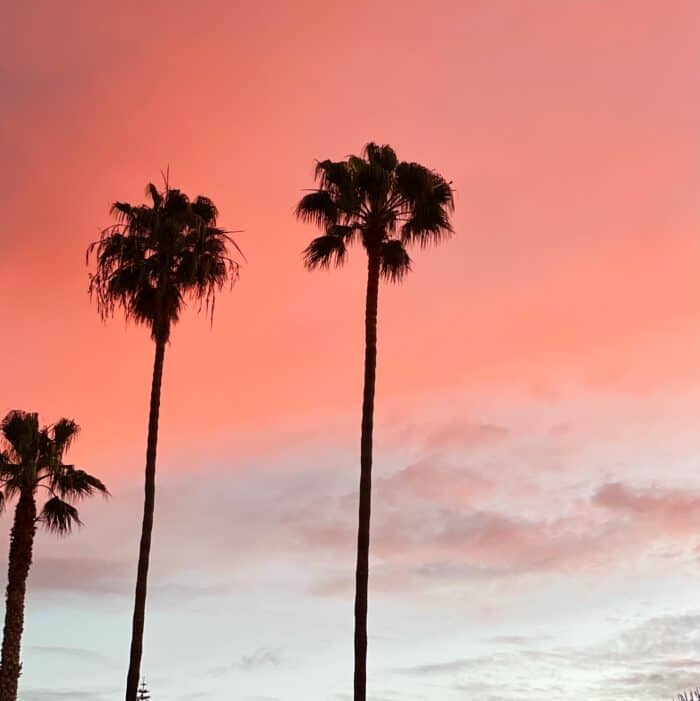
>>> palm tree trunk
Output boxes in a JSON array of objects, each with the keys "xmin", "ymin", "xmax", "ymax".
[
  {"xmin": 125, "ymin": 336, "xmax": 166, "ymax": 701},
  {"xmin": 354, "ymin": 249, "xmax": 381, "ymax": 701},
  {"xmin": 0, "ymin": 487, "xmax": 37, "ymax": 701}
]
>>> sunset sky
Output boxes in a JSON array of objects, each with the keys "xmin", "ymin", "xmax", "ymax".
[{"xmin": 1, "ymin": 1, "xmax": 699, "ymax": 699}]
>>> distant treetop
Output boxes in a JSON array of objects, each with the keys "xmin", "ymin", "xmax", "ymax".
[{"xmin": 137, "ymin": 679, "xmax": 151, "ymax": 701}]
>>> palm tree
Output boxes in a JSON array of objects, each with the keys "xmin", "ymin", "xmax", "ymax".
[
  {"xmin": 296, "ymin": 143, "xmax": 454, "ymax": 701},
  {"xmin": 0, "ymin": 410, "xmax": 108, "ymax": 701},
  {"xmin": 87, "ymin": 181, "xmax": 240, "ymax": 701}
]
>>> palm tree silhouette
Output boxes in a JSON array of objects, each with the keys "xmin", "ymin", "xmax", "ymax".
[
  {"xmin": 87, "ymin": 181, "xmax": 241, "ymax": 701},
  {"xmin": 0, "ymin": 410, "xmax": 108, "ymax": 701},
  {"xmin": 296, "ymin": 143, "xmax": 454, "ymax": 701}
]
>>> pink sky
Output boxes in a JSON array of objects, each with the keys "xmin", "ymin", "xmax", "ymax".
[{"xmin": 1, "ymin": 1, "xmax": 699, "ymax": 699}]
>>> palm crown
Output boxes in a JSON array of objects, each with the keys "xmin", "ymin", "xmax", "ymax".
[
  {"xmin": 0, "ymin": 411, "xmax": 108, "ymax": 535},
  {"xmin": 296, "ymin": 142, "xmax": 454, "ymax": 280},
  {"xmin": 88, "ymin": 182, "xmax": 241, "ymax": 342}
]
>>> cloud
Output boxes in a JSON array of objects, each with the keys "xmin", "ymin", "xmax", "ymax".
[
  {"xmin": 25, "ymin": 555, "xmax": 234, "ymax": 604},
  {"xmin": 422, "ymin": 419, "xmax": 511, "ymax": 451},
  {"xmin": 19, "ymin": 413, "xmax": 700, "ymax": 610},
  {"xmin": 399, "ymin": 656, "xmax": 497, "ymax": 676},
  {"xmin": 295, "ymin": 473, "xmax": 700, "ymax": 596},
  {"xmin": 393, "ymin": 612, "xmax": 700, "ymax": 700},
  {"xmin": 28, "ymin": 557, "xmax": 127, "ymax": 595},
  {"xmin": 593, "ymin": 482, "xmax": 700, "ymax": 537},
  {"xmin": 210, "ymin": 648, "xmax": 283, "ymax": 677},
  {"xmin": 376, "ymin": 458, "xmax": 494, "ymax": 505},
  {"xmin": 234, "ymin": 648, "xmax": 282, "ymax": 669},
  {"xmin": 284, "ymin": 399, "xmax": 700, "ymax": 594},
  {"xmin": 391, "ymin": 418, "xmax": 510, "ymax": 453},
  {"xmin": 295, "ymin": 489, "xmax": 609, "ymax": 579},
  {"xmin": 22, "ymin": 690, "xmax": 113, "ymax": 701},
  {"xmin": 29, "ymin": 646, "xmax": 110, "ymax": 665},
  {"xmin": 485, "ymin": 634, "xmax": 550, "ymax": 646}
]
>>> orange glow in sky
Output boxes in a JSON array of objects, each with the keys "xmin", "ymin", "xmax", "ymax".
[{"xmin": 1, "ymin": 2, "xmax": 699, "ymax": 699}]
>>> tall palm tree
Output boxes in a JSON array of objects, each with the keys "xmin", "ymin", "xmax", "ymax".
[
  {"xmin": 87, "ymin": 182, "xmax": 241, "ymax": 701},
  {"xmin": 296, "ymin": 143, "xmax": 455, "ymax": 701},
  {"xmin": 0, "ymin": 410, "xmax": 108, "ymax": 701}
]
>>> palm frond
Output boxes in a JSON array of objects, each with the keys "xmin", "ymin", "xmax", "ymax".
[
  {"xmin": 50, "ymin": 467, "xmax": 109, "ymax": 500},
  {"xmin": 40, "ymin": 496, "xmax": 81, "ymax": 536},
  {"xmin": 0, "ymin": 450, "xmax": 22, "ymax": 492},
  {"xmin": 303, "ymin": 235, "xmax": 347, "ymax": 270},
  {"xmin": 1, "ymin": 479, "xmax": 21, "ymax": 501},
  {"xmin": 395, "ymin": 163, "xmax": 454, "ymax": 207},
  {"xmin": 350, "ymin": 157, "xmax": 391, "ymax": 208},
  {"xmin": 0, "ymin": 437, "xmax": 24, "ymax": 496},
  {"xmin": 51, "ymin": 419, "xmax": 79, "ymax": 456},
  {"xmin": 175, "ymin": 225, "xmax": 241, "ymax": 324},
  {"xmin": 298, "ymin": 144, "xmax": 454, "ymax": 277},
  {"xmin": 314, "ymin": 160, "xmax": 353, "ymax": 193},
  {"xmin": 430, "ymin": 175, "xmax": 455, "ymax": 208},
  {"xmin": 1, "ymin": 410, "xmax": 39, "ymax": 463},
  {"xmin": 191, "ymin": 196, "xmax": 218, "ymax": 224},
  {"xmin": 394, "ymin": 162, "xmax": 433, "ymax": 202},
  {"xmin": 363, "ymin": 143, "xmax": 398, "ymax": 172},
  {"xmin": 110, "ymin": 201, "xmax": 135, "ymax": 223},
  {"xmin": 400, "ymin": 201, "xmax": 454, "ymax": 247},
  {"xmin": 164, "ymin": 188, "xmax": 189, "ymax": 214},
  {"xmin": 295, "ymin": 190, "xmax": 338, "ymax": 228},
  {"xmin": 398, "ymin": 166, "xmax": 455, "ymax": 248},
  {"xmin": 1, "ymin": 411, "xmax": 106, "ymax": 521},
  {"xmin": 145, "ymin": 183, "xmax": 162, "ymax": 209},
  {"xmin": 88, "ymin": 183, "xmax": 239, "ymax": 341},
  {"xmin": 380, "ymin": 240, "xmax": 412, "ymax": 282},
  {"xmin": 327, "ymin": 224, "xmax": 358, "ymax": 242}
]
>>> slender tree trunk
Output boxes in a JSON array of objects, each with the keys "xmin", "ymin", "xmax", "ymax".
[
  {"xmin": 0, "ymin": 487, "xmax": 37, "ymax": 701},
  {"xmin": 125, "ymin": 336, "xmax": 166, "ymax": 701},
  {"xmin": 354, "ymin": 249, "xmax": 381, "ymax": 701}
]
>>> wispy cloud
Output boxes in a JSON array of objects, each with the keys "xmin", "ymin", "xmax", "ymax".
[
  {"xmin": 22, "ymin": 690, "xmax": 114, "ymax": 701},
  {"xmin": 29, "ymin": 645, "xmax": 111, "ymax": 665},
  {"xmin": 28, "ymin": 556, "xmax": 127, "ymax": 595},
  {"xmin": 210, "ymin": 647, "xmax": 283, "ymax": 677},
  {"xmin": 394, "ymin": 612, "xmax": 700, "ymax": 699}
]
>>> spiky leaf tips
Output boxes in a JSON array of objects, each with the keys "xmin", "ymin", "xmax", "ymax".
[
  {"xmin": 298, "ymin": 142, "xmax": 454, "ymax": 278},
  {"xmin": 296, "ymin": 143, "xmax": 454, "ymax": 701},
  {"xmin": 676, "ymin": 689, "xmax": 700, "ymax": 701},
  {"xmin": 0, "ymin": 411, "xmax": 108, "ymax": 522},
  {"xmin": 87, "ymin": 182, "xmax": 242, "ymax": 343},
  {"xmin": 87, "ymin": 180, "xmax": 240, "ymax": 701},
  {"xmin": 0, "ymin": 410, "xmax": 108, "ymax": 701}
]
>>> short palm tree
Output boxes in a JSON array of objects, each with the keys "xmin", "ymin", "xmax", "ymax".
[
  {"xmin": 296, "ymin": 143, "xmax": 454, "ymax": 701},
  {"xmin": 87, "ymin": 182, "xmax": 240, "ymax": 701},
  {"xmin": 137, "ymin": 679, "xmax": 151, "ymax": 701},
  {"xmin": 0, "ymin": 410, "xmax": 108, "ymax": 701}
]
